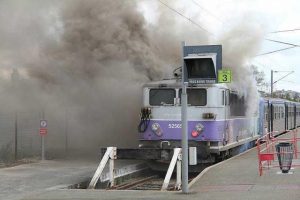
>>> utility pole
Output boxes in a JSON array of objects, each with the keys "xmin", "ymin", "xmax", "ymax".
[
  {"xmin": 271, "ymin": 70, "xmax": 294, "ymax": 98},
  {"xmin": 181, "ymin": 41, "xmax": 189, "ymax": 194},
  {"xmin": 271, "ymin": 70, "xmax": 273, "ymax": 98}
]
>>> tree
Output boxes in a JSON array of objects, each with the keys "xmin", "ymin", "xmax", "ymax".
[{"xmin": 251, "ymin": 65, "xmax": 268, "ymax": 93}]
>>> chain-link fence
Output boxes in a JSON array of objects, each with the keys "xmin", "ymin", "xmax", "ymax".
[
  {"xmin": 0, "ymin": 113, "xmax": 15, "ymax": 163},
  {"xmin": 0, "ymin": 111, "xmax": 68, "ymax": 164},
  {"xmin": 0, "ymin": 106, "xmax": 137, "ymax": 164}
]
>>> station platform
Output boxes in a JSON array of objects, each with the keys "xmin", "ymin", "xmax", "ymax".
[
  {"xmin": 189, "ymin": 138, "xmax": 300, "ymax": 199},
  {"xmin": 20, "ymin": 130, "xmax": 300, "ymax": 200}
]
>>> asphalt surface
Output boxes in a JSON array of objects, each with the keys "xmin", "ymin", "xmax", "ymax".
[
  {"xmin": 3, "ymin": 131, "xmax": 300, "ymax": 200},
  {"xmin": 21, "ymin": 143, "xmax": 300, "ymax": 200},
  {"xmin": 0, "ymin": 159, "xmax": 145, "ymax": 200},
  {"xmin": 0, "ymin": 159, "xmax": 97, "ymax": 200}
]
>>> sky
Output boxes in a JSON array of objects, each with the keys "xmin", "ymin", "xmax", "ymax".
[
  {"xmin": 0, "ymin": 0, "xmax": 299, "ymax": 93},
  {"xmin": 139, "ymin": 0, "xmax": 300, "ymax": 92}
]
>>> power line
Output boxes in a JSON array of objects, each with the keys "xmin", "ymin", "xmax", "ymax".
[
  {"xmin": 157, "ymin": 0, "xmax": 215, "ymax": 36},
  {"xmin": 256, "ymin": 46, "xmax": 297, "ymax": 56},
  {"xmin": 265, "ymin": 39, "xmax": 300, "ymax": 47},
  {"xmin": 269, "ymin": 28, "xmax": 300, "ymax": 34},
  {"xmin": 190, "ymin": 0, "xmax": 224, "ymax": 24},
  {"xmin": 256, "ymin": 38, "xmax": 300, "ymax": 56}
]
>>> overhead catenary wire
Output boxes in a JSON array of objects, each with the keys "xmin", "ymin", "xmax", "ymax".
[
  {"xmin": 156, "ymin": 0, "xmax": 215, "ymax": 37},
  {"xmin": 265, "ymin": 39, "xmax": 300, "ymax": 47},
  {"xmin": 257, "ymin": 38, "xmax": 300, "ymax": 56},
  {"xmin": 256, "ymin": 46, "xmax": 297, "ymax": 57},
  {"xmin": 157, "ymin": 1, "xmax": 298, "ymax": 58},
  {"xmin": 269, "ymin": 28, "xmax": 300, "ymax": 34},
  {"xmin": 190, "ymin": 0, "xmax": 224, "ymax": 24}
]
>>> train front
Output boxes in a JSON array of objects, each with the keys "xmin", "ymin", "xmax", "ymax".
[{"xmin": 137, "ymin": 79, "xmax": 229, "ymax": 163}]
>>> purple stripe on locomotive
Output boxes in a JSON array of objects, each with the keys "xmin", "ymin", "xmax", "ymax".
[{"xmin": 140, "ymin": 118, "xmax": 257, "ymax": 142}]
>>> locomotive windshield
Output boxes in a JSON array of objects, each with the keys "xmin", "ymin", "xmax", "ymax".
[
  {"xmin": 179, "ymin": 89, "xmax": 207, "ymax": 106},
  {"xmin": 185, "ymin": 58, "xmax": 216, "ymax": 79},
  {"xmin": 149, "ymin": 89, "xmax": 175, "ymax": 106}
]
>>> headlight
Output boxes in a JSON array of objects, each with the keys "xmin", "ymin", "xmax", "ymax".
[
  {"xmin": 195, "ymin": 123, "xmax": 204, "ymax": 132},
  {"xmin": 192, "ymin": 123, "xmax": 204, "ymax": 138},
  {"xmin": 151, "ymin": 123, "xmax": 163, "ymax": 136}
]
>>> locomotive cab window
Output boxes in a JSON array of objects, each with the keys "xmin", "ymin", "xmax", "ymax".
[
  {"xmin": 149, "ymin": 89, "xmax": 175, "ymax": 106},
  {"xmin": 179, "ymin": 89, "xmax": 207, "ymax": 106}
]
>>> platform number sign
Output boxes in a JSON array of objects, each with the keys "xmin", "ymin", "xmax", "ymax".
[{"xmin": 218, "ymin": 69, "xmax": 232, "ymax": 83}]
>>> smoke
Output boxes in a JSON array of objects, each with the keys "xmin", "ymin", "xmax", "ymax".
[
  {"xmin": 0, "ymin": 0, "xmax": 265, "ymax": 158},
  {"xmin": 0, "ymin": 0, "xmax": 185, "ymax": 157},
  {"xmin": 216, "ymin": 17, "xmax": 265, "ymax": 116}
]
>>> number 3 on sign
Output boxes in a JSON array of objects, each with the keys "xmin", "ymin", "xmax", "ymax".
[{"xmin": 218, "ymin": 70, "xmax": 232, "ymax": 83}]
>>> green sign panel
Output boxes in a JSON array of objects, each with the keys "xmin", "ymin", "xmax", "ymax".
[{"xmin": 218, "ymin": 69, "xmax": 232, "ymax": 83}]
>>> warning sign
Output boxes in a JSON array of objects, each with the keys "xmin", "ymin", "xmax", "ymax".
[
  {"xmin": 40, "ymin": 128, "xmax": 47, "ymax": 136},
  {"xmin": 218, "ymin": 69, "xmax": 232, "ymax": 83}
]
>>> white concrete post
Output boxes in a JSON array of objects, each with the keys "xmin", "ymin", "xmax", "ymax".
[
  {"xmin": 88, "ymin": 147, "xmax": 116, "ymax": 189},
  {"xmin": 109, "ymin": 147, "xmax": 117, "ymax": 187},
  {"xmin": 161, "ymin": 148, "xmax": 182, "ymax": 191},
  {"xmin": 176, "ymin": 151, "xmax": 182, "ymax": 190}
]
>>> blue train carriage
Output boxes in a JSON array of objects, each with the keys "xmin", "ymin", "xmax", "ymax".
[{"xmin": 264, "ymin": 98, "xmax": 300, "ymax": 136}]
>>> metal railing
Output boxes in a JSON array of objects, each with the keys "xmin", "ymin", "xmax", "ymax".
[{"xmin": 256, "ymin": 129, "xmax": 300, "ymax": 176}]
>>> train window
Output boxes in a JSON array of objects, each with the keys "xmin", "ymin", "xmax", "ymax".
[
  {"xmin": 149, "ymin": 89, "xmax": 175, "ymax": 106},
  {"xmin": 229, "ymin": 92, "xmax": 246, "ymax": 116},
  {"xmin": 179, "ymin": 89, "xmax": 207, "ymax": 106},
  {"xmin": 187, "ymin": 89, "xmax": 207, "ymax": 106}
]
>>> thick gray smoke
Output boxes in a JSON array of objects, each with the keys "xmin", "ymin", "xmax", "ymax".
[
  {"xmin": 0, "ymin": 0, "xmax": 265, "ymax": 158},
  {"xmin": 0, "ymin": 0, "xmax": 183, "ymax": 157},
  {"xmin": 216, "ymin": 18, "xmax": 265, "ymax": 116}
]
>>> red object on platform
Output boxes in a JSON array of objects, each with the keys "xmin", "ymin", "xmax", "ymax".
[{"xmin": 40, "ymin": 128, "xmax": 47, "ymax": 136}]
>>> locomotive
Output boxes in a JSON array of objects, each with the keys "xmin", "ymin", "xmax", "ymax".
[{"xmin": 137, "ymin": 44, "xmax": 300, "ymax": 167}]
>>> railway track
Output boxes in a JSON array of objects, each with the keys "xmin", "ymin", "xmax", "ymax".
[{"xmin": 107, "ymin": 173, "xmax": 196, "ymax": 191}]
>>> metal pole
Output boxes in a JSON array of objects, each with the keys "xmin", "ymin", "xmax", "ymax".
[
  {"xmin": 41, "ymin": 111, "xmax": 45, "ymax": 161},
  {"xmin": 181, "ymin": 41, "xmax": 189, "ymax": 194},
  {"xmin": 42, "ymin": 136, "xmax": 45, "ymax": 160},
  {"xmin": 65, "ymin": 108, "xmax": 68, "ymax": 156},
  {"xmin": 14, "ymin": 112, "xmax": 18, "ymax": 160},
  {"xmin": 271, "ymin": 70, "xmax": 273, "ymax": 98}
]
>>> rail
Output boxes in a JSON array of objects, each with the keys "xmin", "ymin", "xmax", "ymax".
[
  {"xmin": 256, "ymin": 129, "xmax": 300, "ymax": 176},
  {"xmin": 89, "ymin": 147, "xmax": 183, "ymax": 190}
]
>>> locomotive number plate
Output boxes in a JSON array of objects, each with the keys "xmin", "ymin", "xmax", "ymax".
[{"xmin": 168, "ymin": 123, "xmax": 182, "ymax": 129}]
